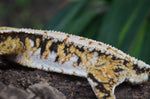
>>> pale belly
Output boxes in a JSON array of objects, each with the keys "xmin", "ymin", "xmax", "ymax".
[{"xmin": 10, "ymin": 48, "xmax": 87, "ymax": 77}]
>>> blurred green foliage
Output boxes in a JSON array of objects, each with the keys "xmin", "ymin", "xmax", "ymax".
[{"xmin": 44, "ymin": 0, "xmax": 150, "ymax": 64}]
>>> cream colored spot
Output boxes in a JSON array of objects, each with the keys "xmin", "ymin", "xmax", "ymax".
[{"xmin": 41, "ymin": 40, "xmax": 52, "ymax": 58}]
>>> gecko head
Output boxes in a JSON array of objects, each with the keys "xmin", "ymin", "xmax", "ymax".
[
  {"xmin": 0, "ymin": 33, "xmax": 24, "ymax": 55},
  {"xmin": 0, "ymin": 39, "xmax": 14, "ymax": 55}
]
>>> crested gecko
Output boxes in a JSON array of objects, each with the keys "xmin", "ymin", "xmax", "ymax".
[{"xmin": 0, "ymin": 27, "xmax": 149, "ymax": 99}]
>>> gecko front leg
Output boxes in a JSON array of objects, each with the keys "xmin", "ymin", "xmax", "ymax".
[{"xmin": 87, "ymin": 64, "xmax": 126, "ymax": 99}]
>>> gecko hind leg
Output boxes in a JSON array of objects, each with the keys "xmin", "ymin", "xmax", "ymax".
[{"xmin": 87, "ymin": 64, "xmax": 126, "ymax": 99}]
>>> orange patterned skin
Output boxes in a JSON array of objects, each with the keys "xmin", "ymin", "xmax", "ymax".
[{"xmin": 0, "ymin": 27, "xmax": 150, "ymax": 99}]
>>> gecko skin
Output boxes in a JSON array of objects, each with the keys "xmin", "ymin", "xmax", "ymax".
[{"xmin": 0, "ymin": 27, "xmax": 150, "ymax": 99}]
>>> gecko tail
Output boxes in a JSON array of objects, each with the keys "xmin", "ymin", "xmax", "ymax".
[{"xmin": 87, "ymin": 64, "xmax": 126, "ymax": 99}]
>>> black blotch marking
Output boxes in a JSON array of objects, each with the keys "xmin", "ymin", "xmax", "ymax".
[
  {"xmin": 0, "ymin": 33, "xmax": 27, "ymax": 49},
  {"xmin": 87, "ymin": 73, "xmax": 110, "ymax": 99},
  {"xmin": 1, "ymin": 44, "xmax": 6, "ymax": 47},
  {"xmin": 76, "ymin": 46, "xmax": 85, "ymax": 52},
  {"xmin": 114, "ymin": 68, "xmax": 124, "ymax": 72},
  {"xmin": 16, "ymin": 33, "xmax": 27, "ymax": 45},
  {"xmin": 64, "ymin": 45, "xmax": 68, "ymax": 55},
  {"xmin": 95, "ymin": 63, "xmax": 105, "ymax": 67},
  {"xmin": 77, "ymin": 57, "xmax": 82, "ymax": 66},
  {"xmin": 74, "ymin": 53, "xmax": 82, "ymax": 66},
  {"xmin": 40, "ymin": 39, "xmax": 49, "ymax": 56},
  {"xmin": 69, "ymin": 43, "xmax": 73, "ymax": 47},
  {"xmin": 112, "ymin": 56, "xmax": 122, "ymax": 60},
  {"xmin": 133, "ymin": 64, "xmax": 146, "ymax": 74},
  {"xmin": 66, "ymin": 43, "xmax": 73, "ymax": 54},
  {"xmin": 123, "ymin": 60, "xmax": 128, "ymax": 66},
  {"xmin": 7, "ymin": 46, "xmax": 13, "ymax": 49},
  {"xmin": 28, "ymin": 34, "xmax": 42, "ymax": 47},
  {"xmin": 13, "ymin": 32, "xmax": 43, "ymax": 55},
  {"xmin": 97, "ymin": 51, "xmax": 105, "ymax": 56},
  {"xmin": 5, "ymin": 32, "xmax": 27, "ymax": 46},
  {"xmin": 49, "ymin": 41, "xmax": 63, "ymax": 53},
  {"xmin": 55, "ymin": 55, "xmax": 59, "ymax": 62},
  {"xmin": 105, "ymin": 54, "xmax": 110, "ymax": 57},
  {"xmin": 1, "ymin": 32, "xmax": 43, "ymax": 48},
  {"xmin": 1, "ymin": 32, "xmax": 54, "ymax": 56},
  {"xmin": 0, "ymin": 33, "xmax": 15, "ymax": 42},
  {"xmin": 88, "ymin": 73, "xmax": 99, "ymax": 83},
  {"xmin": 146, "ymin": 68, "xmax": 150, "ymax": 73},
  {"xmin": 0, "ymin": 34, "xmax": 7, "ymax": 42},
  {"xmin": 89, "ymin": 49, "xmax": 96, "ymax": 54}
]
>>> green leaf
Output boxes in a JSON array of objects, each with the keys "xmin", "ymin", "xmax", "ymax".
[
  {"xmin": 45, "ymin": 0, "xmax": 91, "ymax": 31},
  {"xmin": 128, "ymin": 19, "xmax": 147, "ymax": 57},
  {"xmin": 97, "ymin": 0, "xmax": 135, "ymax": 46},
  {"xmin": 118, "ymin": 2, "xmax": 141, "ymax": 47},
  {"xmin": 82, "ymin": 15, "xmax": 103, "ymax": 39},
  {"xmin": 120, "ymin": 0, "xmax": 150, "ymax": 53},
  {"xmin": 64, "ymin": 10, "xmax": 97, "ymax": 35},
  {"xmin": 57, "ymin": 0, "xmax": 92, "ymax": 31},
  {"xmin": 139, "ymin": 19, "xmax": 150, "ymax": 64},
  {"xmin": 43, "ymin": 3, "xmax": 76, "ymax": 30},
  {"xmin": 97, "ymin": 0, "xmax": 150, "ymax": 54}
]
